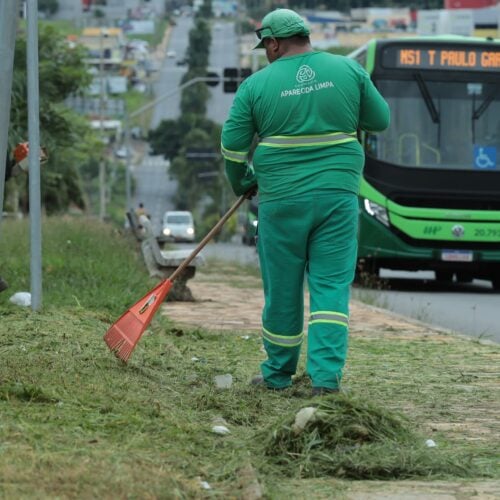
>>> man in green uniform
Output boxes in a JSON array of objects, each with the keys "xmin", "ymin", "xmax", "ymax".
[{"xmin": 221, "ymin": 9, "xmax": 390, "ymax": 394}]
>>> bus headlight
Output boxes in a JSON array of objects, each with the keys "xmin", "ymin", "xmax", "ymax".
[
  {"xmin": 363, "ymin": 199, "xmax": 389, "ymax": 227},
  {"xmin": 186, "ymin": 227, "xmax": 194, "ymax": 235},
  {"xmin": 163, "ymin": 228, "xmax": 171, "ymax": 236}
]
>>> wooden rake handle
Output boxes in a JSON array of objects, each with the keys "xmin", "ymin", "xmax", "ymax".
[{"xmin": 169, "ymin": 192, "xmax": 252, "ymax": 282}]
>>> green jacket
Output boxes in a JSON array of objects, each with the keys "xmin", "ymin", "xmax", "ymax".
[{"xmin": 221, "ymin": 51, "xmax": 390, "ymax": 202}]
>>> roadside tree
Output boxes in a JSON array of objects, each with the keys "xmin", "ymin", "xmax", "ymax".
[{"xmin": 7, "ymin": 25, "xmax": 99, "ymax": 214}]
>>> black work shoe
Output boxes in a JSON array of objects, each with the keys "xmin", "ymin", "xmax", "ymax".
[
  {"xmin": 312, "ymin": 387, "xmax": 339, "ymax": 396},
  {"xmin": 250, "ymin": 375, "xmax": 265, "ymax": 386},
  {"xmin": 0, "ymin": 277, "xmax": 8, "ymax": 293},
  {"xmin": 250, "ymin": 375, "xmax": 287, "ymax": 391}
]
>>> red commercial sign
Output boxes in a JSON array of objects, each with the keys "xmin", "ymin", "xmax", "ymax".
[{"xmin": 444, "ymin": 0, "xmax": 497, "ymax": 9}]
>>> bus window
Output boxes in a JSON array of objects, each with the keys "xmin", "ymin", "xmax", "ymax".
[{"xmin": 368, "ymin": 79, "xmax": 500, "ymax": 170}]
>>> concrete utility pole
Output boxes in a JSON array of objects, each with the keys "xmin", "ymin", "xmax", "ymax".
[
  {"xmin": 124, "ymin": 114, "xmax": 132, "ymax": 212},
  {"xmin": 0, "ymin": 1, "xmax": 19, "ymax": 235},
  {"xmin": 26, "ymin": 0, "xmax": 42, "ymax": 310},
  {"xmin": 99, "ymin": 27, "xmax": 107, "ymax": 221}
]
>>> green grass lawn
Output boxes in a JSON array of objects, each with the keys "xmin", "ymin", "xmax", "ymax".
[{"xmin": 0, "ymin": 218, "xmax": 498, "ymax": 498}]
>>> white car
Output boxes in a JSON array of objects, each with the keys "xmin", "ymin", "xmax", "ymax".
[
  {"xmin": 161, "ymin": 211, "xmax": 195, "ymax": 242},
  {"xmin": 114, "ymin": 146, "xmax": 131, "ymax": 158},
  {"xmin": 166, "ymin": 50, "xmax": 176, "ymax": 58}
]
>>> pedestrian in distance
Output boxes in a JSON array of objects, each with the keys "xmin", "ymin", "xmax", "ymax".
[
  {"xmin": 221, "ymin": 8, "xmax": 390, "ymax": 395},
  {"xmin": 135, "ymin": 202, "xmax": 150, "ymax": 219}
]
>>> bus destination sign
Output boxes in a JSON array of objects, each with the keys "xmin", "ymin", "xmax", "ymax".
[{"xmin": 382, "ymin": 46, "xmax": 500, "ymax": 72}]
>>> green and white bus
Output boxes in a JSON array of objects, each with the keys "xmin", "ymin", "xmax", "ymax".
[{"xmin": 351, "ymin": 36, "xmax": 500, "ymax": 289}]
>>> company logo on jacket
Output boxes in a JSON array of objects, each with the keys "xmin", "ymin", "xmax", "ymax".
[
  {"xmin": 281, "ymin": 66, "xmax": 334, "ymax": 98},
  {"xmin": 296, "ymin": 64, "xmax": 315, "ymax": 83}
]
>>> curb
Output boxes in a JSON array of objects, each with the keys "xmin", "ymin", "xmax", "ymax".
[{"xmin": 351, "ymin": 298, "xmax": 499, "ymax": 347}]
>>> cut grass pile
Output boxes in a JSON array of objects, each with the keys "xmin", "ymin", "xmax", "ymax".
[
  {"xmin": 0, "ymin": 217, "xmax": 498, "ymax": 498},
  {"xmin": 262, "ymin": 395, "xmax": 472, "ymax": 479}
]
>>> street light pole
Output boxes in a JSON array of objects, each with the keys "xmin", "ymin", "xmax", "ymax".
[
  {"xmin": 124, "ymin": 113, "xmax": 132, "ymax": 212},
  {"xmin": 26, "ymin": 0, "xmax": 42, "ymax": 310}
]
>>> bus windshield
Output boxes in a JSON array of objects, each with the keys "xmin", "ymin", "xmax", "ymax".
[{"xmin": 366, "ymin": 78, "xmax": 500, "ymax": 170}]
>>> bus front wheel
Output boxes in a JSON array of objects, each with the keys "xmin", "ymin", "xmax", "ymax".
[
  {"xmin": 354, "ymin": 259, "xmax": 380, "ymax": 287},
  {"xmin": 492, "ymin": 275, "xmax": 500, "ymax": 292},
  {"xmin": 435, "ymin": 270, "xmax": 453, "ymax": 283},
  {"xmin": 456, "ymin": 272, "xmax": 473, "ymax": 283}
]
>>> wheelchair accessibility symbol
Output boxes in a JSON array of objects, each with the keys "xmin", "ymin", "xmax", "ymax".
[{"xmin": 473, "ymin": 146, "xmax": 496, "ymax": 170}]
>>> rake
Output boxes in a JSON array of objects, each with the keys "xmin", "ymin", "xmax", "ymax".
[{"xmin": 104, "ymin": 193, "xmax": 250, "ymax": 362}]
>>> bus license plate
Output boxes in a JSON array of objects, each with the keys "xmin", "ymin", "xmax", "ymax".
[{"xmin": 441, "ymin": 250, "xmax": 473, "ymax": 262}]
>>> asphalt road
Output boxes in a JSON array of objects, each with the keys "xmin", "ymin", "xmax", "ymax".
[
  {"xmin": 151, "ymin": 17, "xmax": 238, "ymax": 128},
  {"xmin": 135, "ymin": 18, "xmax": 239, "ymax": 236},
  {"xmin": 132, "ymin": 154, "xmax": 174, "ymax": 235},
  {"xmin": 151, "ymin": 16, "xmax": 193, "ymax": 128},
  {"xmin": 134, "ymin": 15, "xmax": 194, "ymax": 234},
  {"xmin": 352, "ymin": 270, "xmax": 499, "ymax": 343}
]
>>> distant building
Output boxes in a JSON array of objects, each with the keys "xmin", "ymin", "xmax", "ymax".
[
  {"xmin": 444, "ymin": 0, "xmax": 499, "ymax": 35},
  {"xmin": 417, "ymin": 9, "xmax": 475, "ymax": 36},
  {"xmin": 444, "ymin": 0, "xmax": 497, "ymax": 9},
  {"xmin": 212, "ymin": 0, "xmax": 237, "ymax": 17},
  {"xmin": 79, "ymin": 27, "xmax": 126, "ymax": 66},
  {"xmin": 304, "ymin": 10, "xmax": 349, "ymax": 24},
  {"xmin": 472, "ymin": 4, "xmax": 500, "ymax": 36},
  {"xmin": 418, "ymin": 4, "xmax": 499, "ymax": 36},
  {"xmin": 351, "ymin": 8, "xmax": 412, "ymax": 31},
  {"xmin": 55, "ymin": 0, "xmax": 165, "ymax": 22}
]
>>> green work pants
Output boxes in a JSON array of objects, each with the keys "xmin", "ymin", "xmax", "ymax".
[{"xmin": 257, "ymin": 191, "xmax": 358, "ymax": 389}]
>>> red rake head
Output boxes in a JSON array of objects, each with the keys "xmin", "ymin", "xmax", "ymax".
[{"xmin": 103, "ymin": 279, "xmax": 173, "ymax": 362}]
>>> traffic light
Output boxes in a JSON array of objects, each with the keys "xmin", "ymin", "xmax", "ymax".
[
  {"xmin": 205, "ymin": 71, "xmax": 220, "ymax": 87},
  {"xmin": 240, "ymin": 68, "xmax": 252, "ymax": 80},
  {"xmin": 223, "ymin": 67, "xmax": 252, "ymax": 93},
  {"xmin": 223, "ymin": 68, "xmax": 238, "ymax": 93}
]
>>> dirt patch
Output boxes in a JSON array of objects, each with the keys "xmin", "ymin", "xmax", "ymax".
[
  {"xmin": 164, "ymin": 279, "xmax": 451, "ymax": 341},
  {"xmin": 344, "ymin": 480, "xmax": 500, "ymax": 499},
  {"xmin": 164, "ymin": 280, "xmax": 265, "ymax": 332}
]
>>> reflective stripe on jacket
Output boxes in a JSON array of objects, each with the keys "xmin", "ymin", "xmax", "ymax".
[
  {"xmin": 259, "ymin": 132, "xmax": 357, "ymax": 148},
  {"xmin": 221, "ymin": 144, "xmax": 248, "ymax": 163}
]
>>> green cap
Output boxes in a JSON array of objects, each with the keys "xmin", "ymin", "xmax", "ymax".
[{"xmin": 254, "ymin": 9, "xmax": 310, "ymax": 49}]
